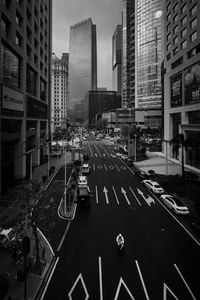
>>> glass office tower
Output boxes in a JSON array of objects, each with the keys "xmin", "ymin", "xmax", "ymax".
[
  {"xmin": 136, "ymin": 0, "xmax": 162, "ymax": 109},
  {"xmin": 69, "ymin": 18, "xmax": 97, "ymax": 123}
]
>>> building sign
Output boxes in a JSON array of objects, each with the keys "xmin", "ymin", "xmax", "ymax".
[
  {"xmin": 184, "ymin": 62, "xmax": 200, "ymax": 105},
  {"xmin": 171, "ymin": 74, "xmax": 182, "ymax": 107},
  {"xmin": 27, "ymin": 96, "xmax": 47, "ymax": 119},
  {"xmin": 2, "ymin": 85, "xmax": 24, "ymax": 111}
]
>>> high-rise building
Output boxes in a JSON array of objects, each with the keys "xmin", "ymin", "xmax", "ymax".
[
  {"xmin": 51, "ymin": 53, "xmax": 69, "ymax": 133},
  {"xmin": 122, "ymin": 0, "xmax": 135, "ymax": 108},
  {"xmin": 68, "ymin": 18, "xmax": 97, "ymax": 123},
  {"xmin": 163, "ymin": 0, "xmax": 200, "ymax": 171},
  {"xmin": 112, "ymin": 25, "xmax": 122, "ymax": 96},
  {"xmin": 0, "ymin": 0, "xmax": 52, "ymax": 195}
]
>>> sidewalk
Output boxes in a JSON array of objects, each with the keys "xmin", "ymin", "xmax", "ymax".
[{"xmin": 0, "ymin": 152, "xmax": 72, "ymax": 300}]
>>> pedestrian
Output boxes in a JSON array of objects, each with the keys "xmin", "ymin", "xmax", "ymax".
[{"xmin": 42, "ymin": 247, "xmax": 46, "ymax": 263}]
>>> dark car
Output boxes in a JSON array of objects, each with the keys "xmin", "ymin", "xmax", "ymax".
[
  {"xmin": 126, "ymin": 158, "xmax": 134, "ymax": 166},
  {"xmin": 134, "ymin": 170, "xmax": 149, "ymax": 181},
  {"xmin": 76, "ymin": 186, "xmax": 90, "ymax": 207},
  {"xmin": 83, "ymin": 154, "xmax": 89, "ymax": 161}
]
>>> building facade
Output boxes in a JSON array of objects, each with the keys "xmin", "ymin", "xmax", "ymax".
[
  {"xmin": 122, "ymin": 0, "xmax": 135, "ymax": 108},
  {"xmin": 51, "ymin": 52, "xmax": 68, "ymax": 133},
  {"xmin": 68, "ymin": 18, "xmax": 97, "ymax": 123},
  {"xmin": 84, "ymin": 91, "xmax": 121, "ymax": 128},
  {"xmin": 164, "ymin": 0, "xmax": 200, "ymax": 171},
  {"xmin": 112, "ymin": 25, "xmax": 122, "ymax": 96},
  {"xmin": 0, "ymin": 0, "xmax": 52, "ymax": 195}
]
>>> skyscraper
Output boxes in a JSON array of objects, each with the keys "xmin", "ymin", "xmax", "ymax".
[
  {"xmin": 112, "ymin": 25, "xmax": 122, "ymax": 96},
  {"xmin": 122, "ymin": 0, "xmax": 135, "ymax": 108},
  {"xmin": 69, "ymin": 18, "xmax": 97, "ymax": 123},
  {"xmin": 51, "ymin": 53, "xmax": 69, "ymax": 133}
]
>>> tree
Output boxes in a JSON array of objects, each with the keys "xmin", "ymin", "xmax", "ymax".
[
  {"xmin": 121, "ymin": 125, "xmax": 129, "ymax": 138},
  {"xmin": 170, "ymin": 134, "xmax": 193, "ymax": 180}
]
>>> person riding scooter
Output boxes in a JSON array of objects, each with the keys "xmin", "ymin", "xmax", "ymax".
[{"xmin": 116, "ymin": 233, "xmax": 124, "ymax": 250}]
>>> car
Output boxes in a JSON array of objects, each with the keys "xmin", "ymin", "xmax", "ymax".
[
  {"xmin": 134, "ymin": 170, "xmax": 149, "ymax": 181},
  {"xmin": 116, "ymin": 152, "xmax": 123, "ymax": 157},
  {"xmin": 82, "ymin": 163, "xmax": 90, "ymax": 175},
  {"xmin": 0, "ymin": 228, "xmax": 16, "ymax": 249},
  {"xmin": 121, "ymin": 154, "xmax": 128, "ymax": 160},
  {"xmin": 83, "ymin": 154, "xmax": 89, "ymax": 161},
  {"xmin": 142, "ymin": 179, "xmax": 164, "ymax": 194},
  {"xmin": 78, "ymin": 175, "xmax": 88, "ymax": 187},
  {"xmin": 76, "ymin": 186, "xmax": 90, "ymax": 207},
  {"xmin": 126, "ymin": 158, "xmax": 134, "ymax": 166},
  {"xmin": 160, "ymin": 194, "xmax": 189, "ymax": 215}
]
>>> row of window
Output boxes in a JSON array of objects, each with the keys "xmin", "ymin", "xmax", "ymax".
[{"xmin": 167, "ymin": 17, "xmax": 197, "ymax": 42}]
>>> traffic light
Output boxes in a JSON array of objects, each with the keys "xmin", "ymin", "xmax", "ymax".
[{"xmin": 22, "ymin": 236, "xmax": 30, "ymax": 256}]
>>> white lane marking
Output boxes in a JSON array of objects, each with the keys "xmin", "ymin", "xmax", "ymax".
[
  {"xmin": 104, "ymin": 164, "xmax": 107, "ymax": 171},
  {"xmin": 135, "ymin": 260, "xmax": 150, "ymax": 300},
  {"xmin": 115, "ymin": 164, "xmax": 120, "ymax": 172},
  {"xmin": 152, "ymin": 193, "xmax": 200, "ymax": 247},
  {"xmin": 95, "ymin": 185, "xmax": 98, "ymax": 204},
  {"xmin": 137, "ymin": 188, "xmax": 155, "ymax": 206},
  {"xmin": 37, "ymin": 227, "xmax": 55, "ymax": 256},
  {"xmin": 43, "ymin": 164, "xmax": 63, "ymax": 192},
  {"xmin": 93, "ymin": 143, "xmax": 102, "ymax": 157},
  {"xmin": 112, "ymin": 186, "xmax": 119, "ymax": 205},
  {"xmin": 99, "ymin": 144, "xmax": 111, "ymax": 158},
  {"xmin": 103, "ymin": 186, "xmax": 109, "ymax": 204},
  {"xmin": 121, "ymin": 187, "xmax": 131, "ymax": 205},
  {"xmin": 174, "ymin": 264, "xmax": 197, "ymax": 300},
  {"xmin": 57, "ymin": 221, "xmax": 71, "ymax": 252},
  {"xmin": 109, "ymin": 165, "xmax": 114, "ymax": 169},
  {"xmin": 88, "ymin": 185, "xmax": 90, "ymax": 192},
  {"xmin": 68, "ymin": 273, "xmax": 89, "ymax": 300},
  {"xmin": 129, "ymin": 187, "xmax": 141, "ymax": 206},
  {"xmin": 88, "ymin": 142, "xmax": 93, "ymax": 157},
  {"xmin": 99, "ymin": 257, "xmax": 104, "ymax": 300},
  {"xmin": 93, "ymin": 163, "xmax": 95, "ymax": 171},
  {"xmin": 114, "ymin": 277, "xmax": 135, "ymax": 300},
  {"xmin": 163, "ymin": 283, "xmax": 179, "ymax": 300},
  {"xmin": 40, "ymin": 257, "xmax": 60, "ymax": 300}
]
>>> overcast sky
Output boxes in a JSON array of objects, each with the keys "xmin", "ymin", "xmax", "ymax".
[{"xmin": 52, "ymin": 0, "xmax": 122, "ymax": 90}]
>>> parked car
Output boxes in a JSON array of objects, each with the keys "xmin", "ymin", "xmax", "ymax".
[
  {"xmin": 78, "ymin": 175, "xmax": 88, "ymax": 187},
  {"xmin": 160, "ymin": 194, "xmax": 189, "ymax": 215},
  {"xmin": 82, "ymin": 163, "xmax": 90, "ymax": 175},
  {"xmin": 126, "ymin": 158, "xmax": 134, "ymax": 166},
  {"xmin": 121, "ymin": 154, "xmax": 128, "ymax": 160},
  {"xmin": 142, "ymin": 179, "xmax": 164, "ymax": 194},
  {"xmin": 134, "ymin": 170, "xmax": 149, "ymax": 181},
  {"xmin": 0, "ymin": 228, "xmax": 16, "ymax": 249}
]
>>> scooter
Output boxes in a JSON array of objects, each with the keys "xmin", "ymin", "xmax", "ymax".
[{"xmin": 116, "ymin": 234, "xmax": 124, "ymax": 251}]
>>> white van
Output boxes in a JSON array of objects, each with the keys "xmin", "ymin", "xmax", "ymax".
[{"xmin": 82, "ymin": 163, "xmax": 90, "ymax": 174}]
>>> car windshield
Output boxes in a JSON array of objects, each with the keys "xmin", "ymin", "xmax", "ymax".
[
  {"xmin": 7, "ymin": 230, "xmax": 15, "ymax": 239},
  {"xmin": 173, "ymin": 197, "xmax": 185, "ymax": 207},
  {"xmin": 0, "ymin": 234, "xmax": 6, "ymax": 241},
  {"xmin": 154, "ymin": 184, "xmax": 161, "ymax": 188}
]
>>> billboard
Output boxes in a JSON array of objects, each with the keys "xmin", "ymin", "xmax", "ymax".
[
  {"xmin": 170, "ymin": 73, "xmax": 182, "ymax": 107},
  {"xmin": 184, "ymin": 62, "xmax": 200, "ymax": 105}
]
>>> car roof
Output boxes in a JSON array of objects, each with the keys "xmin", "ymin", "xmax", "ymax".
[
  {"xmin": 79, "ymin": 175, "xmax": 87, "ymax": 180},
  {"xmin": 83, "ymin": 163, "xmax": 89, "ymax": 167}
]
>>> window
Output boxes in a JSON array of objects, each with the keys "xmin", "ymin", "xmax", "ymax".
[
  {"xmin": 16, "ymin": 32, "xmax": 23, "ymax": 48},
  {"xmin": 190, "ymin": 18, "xmax": 197, "ymax": 29},
  {"xmin": 167, "ymin": 53, "xmax": 171, "ymax": 61},
  {"xmin": 173, "ymin": 47, "xmax": 178, "ymax": 55},
  {"xmin": 167, "ymin": 43, "xmax": 171, "ymax": 51},
  {"xmin": 40, "ymin": 78, "xmax": 46, "ymax": 101},
  {"xmin": 181, "ymin": 40, "xmax": 187, "ymax": 49},
  {"xmin": 16, "ymin": 11, "xmax": 23, "ymax": 27},
  {"xmin": 1, "ymin": 14, "xmax": 10, "ymax": 36},
  {"xmin": 0, "ymin": 43, "xmax": 21, "ymax": 89},
  {"xmin": 167, "ymin": 23, "xmax": 171, "ymax": 31},
  {"xmin": 173, "ymin": 36, "xmax": 178, "ymax": 45},
  {"xmin": 173, "ymin": 3, "xmax": 178, "ymax": 12},
  {"xmin": 190, "ymin": 31, "xmax": 197, "ymax": 42},
  {"xmin": 181, "ymin": 28, "xmax": 187, "ymax": 38},
  {"xmin": 181, "ymin": 4, "xmax": 187, "ymax": 14},
  {"xmin": 181, "ymin": 16, "xmax": 187, "ymax": 26},
  {"xmin": 173, "ymin": 25, "xmax": 178, "ymax": 34},
  {"xmin": 190, "ymin": 4, "xmax": 197, "ymax": 16},
  {"xmin": 173, "ymin": 14, "xmax": 178, "ymax": 23},
  {"xmin": 167, "ymin": 13, "xmax": 171, "ymax": 22},
  {"xmin": 26, "ymin": 65, "xmax": 37, "ymax": 96}
]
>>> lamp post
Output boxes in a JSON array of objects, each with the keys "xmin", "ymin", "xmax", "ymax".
[
  {"xmin": 163, "ymin": 139, "xmax": 170, "ymax": 175},
  {"xmin": 134, "ymin": 134, "xmax": 137, "ymax": 162}
]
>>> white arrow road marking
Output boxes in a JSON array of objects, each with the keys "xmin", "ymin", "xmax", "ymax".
[
  {"xmin": 95, "ymin": 153, "xmax": 97, "ymax": 157},
  {"xmin": 95, "ymin": 185, "xmax": 98, "ymax": 204},
  {"xmin": 163, "ymin": 283, "xmax": 179, "ymax": 300},
  {"xmin": 174, "ymin": 264, "xmax": 197, "ymax": 300},
  {"xmin": 97, "ymin": 165, "xmax": 103, "ymax": 169},
  {"xmin": 93, "ymin": 163, "xmax": 95, "ymax": 171},
  {"xmin": 68, "ymin": 273, "xmax": 89, "ymax": 300},
  {"xmin": 115, "ymin": 164, "xmax": 120, "ymax": 172},
  {"xmin": 103, "ymin": 187, "xmax": 109, "ymax": 204},
  {"xmin": 129, "ymin": 187, "xmax": 141, "ymax": 206},
  {"xmin": 121, "ymin": 187, "xmax": 131, "ymax": 205},
  {"xmin": 104, "ymin": 164, "xmax": 107, "ymax": 171},
  {"xmin": 135, "ymin": 260, "xmax": 150, "ymax": 300},
  {"xmin": 114, "ymin": 277, "xmax": 135, "ymax": 300},
  {"xmin": 99, "ymin": 257, "xmax": 104, "ymax": 300},
  {"xmin": 109, "ymin": 165, "xmax": 114, "ymax": 169},
  {"xmin": 112, "ymin": 186, "xmax": 119, "ymax": 205},
  {"xmin": 137, "ymin": 188, "xmax": 155, "ymax": 206},
  {"xmin": 93, "ymin": 143, "xmax": 102, "ymax": 156}
]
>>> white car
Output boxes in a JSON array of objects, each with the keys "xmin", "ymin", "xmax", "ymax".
[
  {"xmin": 142, "ymin": 179, "xmax": 164, "ymax": 194},
  {"xmin": 116, "ymin": 152, "xmax": 123, "ymax": 157},
  {"xmin": 121, "ymin": 154, "xmax": 128, "ymax": 160},
  {"xmin": 82, "ymin": 163, "xmax": 90, "ymax": 175},
  {"xmin": 160, "ymin": 194, "xmax": 189, "ymax": 215},
  {"xmin": 0, "ymin": 228, "xmax": 16, "ymax": 248},
  {"xmin": 78, "ymin": 175, "xmax": 88, "ymax": 187}
]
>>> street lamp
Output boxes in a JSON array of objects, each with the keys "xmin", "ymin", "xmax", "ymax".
[
  {"xmin": 162, "ymin": 139, "xmax": 170, "ymax": 175},
  {"xmin": 134, "ymin": 134, "xmax": 137, "ymax": 162}
]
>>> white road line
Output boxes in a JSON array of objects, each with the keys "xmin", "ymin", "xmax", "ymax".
[
  {"xmin": 93, "ymin": 163, "xmax": 95, "ymax": 171},
  {"xmin": 112, "ymin": 186, "xmax": 119, "ymax": 204},
  {"xmin": 135, "ymin": 260, "xmax": 150, "ymax": 300},
  {"xmin": 99, "ymin": 144, "xmax": 111, "ymax": 157},
  {"xmin": 93, "ymin": 143, "xmax": 102, "ymax": 157},
  {"xmin": 40, "ymin": 257, "xmax": 60, "ymax": 300},
  {"xmin": 57, "ymin": 221, "xmax": 71, "ymax": 252},
  {"xmin": 88, "ymin": 142, "xmax": 93, "ymax": 157},
  {"xmin": 174, "ymin": 264, "xmax": 197, "ymax": 300},
  {"xmin": 104, "ymin": 164, "xmax": 107, "ymax": 171},
  {"xmin": 95, "ymin": 185, "xmax": 98, "ymax": 204},
  {"xmin": 129, "ymin": 187, "xmax": 141, "ymax": 206},
  {"xmin": 99, "ymin": 257, "xmax": 104, "ymax": 300},
  {"xmin": 37, "ymin": 227, "xmax": 55, "ymax": 256},
  {"xmin": 115, "ymin": 164, "xmax": 120, "ymax": 172}
]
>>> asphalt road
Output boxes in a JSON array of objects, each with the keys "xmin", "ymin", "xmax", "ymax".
[{"xmin": 41, "ymin": 139, "xmax": 200, "ymax": 300}]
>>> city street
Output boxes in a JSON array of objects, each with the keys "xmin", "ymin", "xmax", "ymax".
[{"xmin": 41, "ymin": 140, "xmax": 200, "ymax": 300}]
